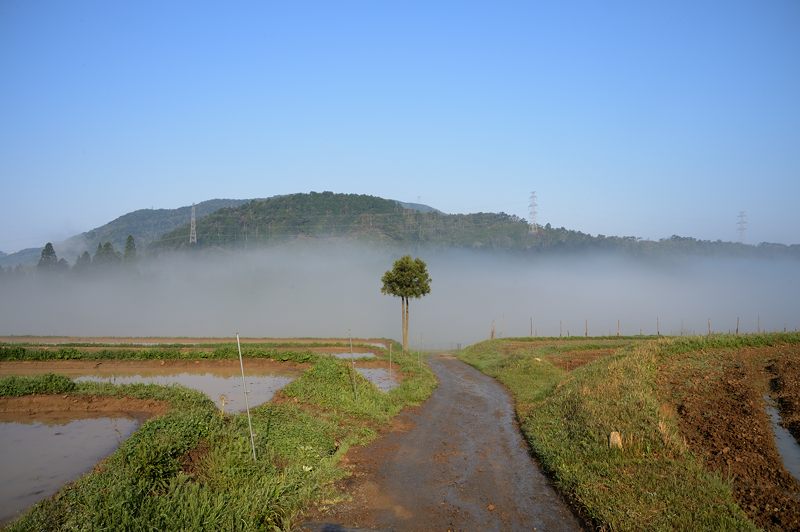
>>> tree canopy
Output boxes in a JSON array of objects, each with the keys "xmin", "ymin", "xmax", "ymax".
[
  {"xmin": 381, "ymin": 255, "xmax": 431, "ymax": 299},
  {"xmin": 382, "ymin": 255, "xmax": 431, "ymax": 351},
  {"xmin": 37, "ymin": 243, "xmax": 58, "ymax": 271}
]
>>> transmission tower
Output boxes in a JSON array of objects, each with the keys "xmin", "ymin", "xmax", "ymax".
[
  {"xmin": 737, "ymin": 211, "xmax": 747, "ymax": 243},
  {"xmin": 189, "ymin": 204, "xmax": 197, "ymax": 244},
  {"xmin": 528, "ymin": 191, "xmax": 538, "ymax": 233}
]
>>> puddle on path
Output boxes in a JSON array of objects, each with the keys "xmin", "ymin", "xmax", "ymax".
[
  {"xmin": 76, "ymin": 373, "xmax": 295, "ymax": 412},
  {"xmin": 356, "ymin": 367, "xmax": 399, "ymax": 392},
  {"xmin": 0, "ymin": 416, "xmax": 140, "ymax": 525},
  {"xmin": 765, "ymin": 397, "xmax": 800, "ymax": 482},
  {"xmin": 332, "ymin": 352, "xmax": 376, "ymax": 360}
]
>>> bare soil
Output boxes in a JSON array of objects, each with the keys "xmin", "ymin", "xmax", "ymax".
[
  {"xmin": 304, "ymin": 354, "xmax": 581, "ymax": 531},
  {"xmin": 545, "ymin": 348, "xmax": 617, "ymax": 371},
  {"xmin": 0, "ymin": 336, "xmax": 388, "ymax": 347},
  {"xmin": 0, "ymin": 358, "xmax": 307, "ymax": 377},
  {"xmin": 0, "ymin": 394, "xmax": 169, "ymax": 423},
  {"xmin": 660, "ymin": 345, "xmax": 800, "ymax": 530},
  {"xmin": 770, "ymin": 355, "xmax": 800, "ymax": 441}
]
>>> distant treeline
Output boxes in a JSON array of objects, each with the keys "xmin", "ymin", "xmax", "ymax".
[
  {"xmin": 3, "ymin": 192, "xmax": 798, "ymax": 279},
  {"xmin": 150, "ymin": 192, "xmax": 799, "ymax": 259},
  {"xmin": 0, "ymin": 235, "xmax": 139, "ymax": 278}
]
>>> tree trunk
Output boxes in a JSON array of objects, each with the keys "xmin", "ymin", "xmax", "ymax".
[
  {"xmin": 405, "ymin": 298, "xmax": 410, "ymax": 352},
  {"xmin": 400, "ymin": 298, "xmax": 407, "ymax": 352}
]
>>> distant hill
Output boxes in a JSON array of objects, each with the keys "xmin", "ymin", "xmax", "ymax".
[
  {"xmin": 4, "ymin": 192, "xmax": 798, "ymax": 268},
  {"xmin": 150, "ymin": 192, "xmax": 530, "ymax": 250},
  {"xmin": 150, "ymin": 192, "xmax": 800, "ymax": 259},
  {"xmin": 0, "ymin": 199, "xmax": 252, "ymax": 267}
]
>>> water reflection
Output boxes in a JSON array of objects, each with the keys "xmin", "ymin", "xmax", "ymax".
[
  {"xmin": 356, "ymin": 367, "xmax": 399, "ymax": 392},
  {"xmin": 76, "ymin": 373, "xmax": 295, "ymax": 412},
  {"xmin": 0, "ymin": 416, "xmax": 140, "ymax": 524},
  {"xmin": 765, "ymin": 397, "xmax": 800, "ymax": 482}
]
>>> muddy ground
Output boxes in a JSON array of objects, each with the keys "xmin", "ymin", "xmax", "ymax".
[
  {"xmin": 304, "ymin": 354, "xmax": 581, "ymax": 531},
  {"xmin": 0, "ymin": 394, "xmax": 168, "ymax": 423},
  {"xmin": 660, "ymin": 345, "xmax": 800, "ymax": 530},
  {"xmin": 0, "ymin": 358, "xmax": 307, "ymax": 378},
  {"xmin": 0, "ymin": 336, "xmax": 389, "ymax": 347},
  {"xmin": 545, "ymin": 348, "xmax": 617, "ymax": 371}
]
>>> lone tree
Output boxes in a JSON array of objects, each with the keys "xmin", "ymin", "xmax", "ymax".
[
  {"xmin": 381, "ymin": 255, "xmax": 431, "ymax": 352},
  {"xmin": 124, "ymin": 235, "xmax": 137, "ymax": 262},
  {"xmin": 37, "ymin": 242, "xmax": 58, "ymax": 271}
]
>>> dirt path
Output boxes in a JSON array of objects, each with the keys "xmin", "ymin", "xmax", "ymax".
[{"xmin": 306, "ymin": 354, "xmax": 581, "ymax": 531}]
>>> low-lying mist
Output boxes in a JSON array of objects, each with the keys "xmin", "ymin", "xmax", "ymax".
[{"xmin": 1, "ymin": 242, "xmax": 798, "ymax": 348}]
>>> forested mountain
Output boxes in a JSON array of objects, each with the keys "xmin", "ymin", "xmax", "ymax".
[
  {"xmin": 5, "ymin": 192, "xmax": 798, "ymax": 270},
  {"xmin": 150, "ymin": 192, "xmax": 800, "ymax": 259},
  {"xmin": 150, "ymin": 192, "xmax": 532, "ymax": 250},
  {"xmin": 0, "ymin": 199, "xmax": 251, "ymax": 267}
]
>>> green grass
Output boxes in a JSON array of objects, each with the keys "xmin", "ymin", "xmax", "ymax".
[
  {"xmin": 0, "ymin": 339, "xmax": 392, "ymax": 364},
  {"xmin": 2, "ymin": 350, "xmax": 435, "ymax": 531},
  {"xmin": 458, "ymin": 335, "xmax": 783, "ymax": 531}
]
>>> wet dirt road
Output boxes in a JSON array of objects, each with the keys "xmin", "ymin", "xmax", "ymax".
[{"xmin": 306, "ymin": 354, "xmax": 581, "ymax": 531}]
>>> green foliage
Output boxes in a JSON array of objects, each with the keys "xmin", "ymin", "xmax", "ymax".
[
  {"xmin": 459, "ymin": 337, "xmax": 759, "ymax": 531},
  {"xmin": 147, "ymin": 192, "xmax": 800, "ymax": 258},
  {"xmin": 124, "ymin": 234, "xmax": 137, "ymax": 262},
  {"xmin": 0, "ymin": 373, "xmax": 76, "ymax": 395},
  {"xmin": 381, "ymin": 255, "xmax": 431, "ymax": 299},
  {"xmin": 282, "ymin": 357, "xmax": 396, "ymax": 423},
  {"xmin": 0, "ymin": 343, "xmax": 320, "ymax": 363},
  {"xmin": 37, "ymin": 242, "xmax": 58, "ymax": 270},
  {"xmin": 93, "ymin": 241, "xmax": 121, "ymax": 266},
  {"xmin": 4, "ymin": 346, "xmax": 436, "ymax": 530}
]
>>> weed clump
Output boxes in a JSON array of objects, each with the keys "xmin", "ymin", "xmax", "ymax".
[{"xmin": 0, "ymin": 373, "xmax": 76, "ymax": 395}]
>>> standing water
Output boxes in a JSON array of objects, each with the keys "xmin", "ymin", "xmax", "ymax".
[
  {"xmin": 75, "ymin": 372, "xmax": 296, "ymax": 412},
  {"xmin": 765, "ymin": 396, "xmax": 800, "ymax": 482},
  {"xmin": 356, "ymin": 367, "xmax": 399, "ymax": 392},
  {"xmin": 0, "ymin": 415, "xmax": 140, "ymax": 524}
]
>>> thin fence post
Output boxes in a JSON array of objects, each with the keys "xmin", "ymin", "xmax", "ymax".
[{"xmin": 236, "ymin": 333, "xmax": 257, "ymax": 461}]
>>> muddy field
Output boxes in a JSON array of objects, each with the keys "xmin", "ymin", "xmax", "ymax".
[
  {"xmin": 544, "ymin": 348, "xmax": 617, "ymax": 371},
  {"xmin": 0, "ymin": 358, "xmax": 307, "ymax": 377},
  {"xmin": 660, "ymin": 344, "xmax": 800, "ymax": 530},
  {"xmin": 0, "ymin": 394, "xmax": 168, "ymax": 423},
  {"xmin": 0, "ymin": 336, "xmax": 389, "ymax": 347}
]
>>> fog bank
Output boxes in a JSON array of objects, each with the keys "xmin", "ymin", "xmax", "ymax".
[{"xmin": 1, "ymin": 243, "xmax": 798, "ymax": 348}]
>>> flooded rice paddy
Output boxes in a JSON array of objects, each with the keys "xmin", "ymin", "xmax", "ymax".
[
  {"xmin": 332, "ymin": 352, "xmax": 376, "ymax": 359},
  {"xmin": 0, "ymin": 359, "xmax": 304, "ymax": 412},
  {"xmin": 0, "ymin": 359, "xmax": 306, "ymax": 524},
  {"xmin": 765, "ymin": 398, "xmax": 800, "ymax": 482},
  {"xmin": 355, "ymin": 367, "xmax": 399, "ymax": 392},
  {"xmin": 75, "ymin": 373, "xmax": 295, "ymax": 412},
  {"xmin": 0, "ymin": 415, "xmax": 141, "ymax": 524}
]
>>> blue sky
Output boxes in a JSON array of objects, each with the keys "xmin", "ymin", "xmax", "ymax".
[{"xmin": 1, "ymin": 0, "xmax": 798, "ymax": 252}]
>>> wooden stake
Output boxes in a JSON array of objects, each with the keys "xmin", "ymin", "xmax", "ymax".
[{"xmin": 236, "ymin": 333, "xmax": 257, "ymax": 461}]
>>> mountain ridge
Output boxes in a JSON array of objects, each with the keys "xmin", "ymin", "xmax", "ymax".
[{"xmin": 3, "ymin": 192, "xmax": 798, "ymax": 268}]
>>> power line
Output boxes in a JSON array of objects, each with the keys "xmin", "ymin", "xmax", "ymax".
[{"xmin": 528, "ymin": 191, "xmax": 538, "ymax": 234}]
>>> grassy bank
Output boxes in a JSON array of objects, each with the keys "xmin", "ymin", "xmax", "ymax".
[
  {"xmin": 0, "ymin": 338, "xmax": 391, "ymax": 364},
  {"xmin": 2, "ymin": 350, "xmax": 435, "ymax": 530},
  {"xmin": 459, "ymin": 333, "xmax": 800, "ymax": 530}
]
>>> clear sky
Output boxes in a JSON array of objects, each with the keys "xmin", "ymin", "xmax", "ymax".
[{"xmin": 1, "ymin": 0, "xmax": 798, "ymax": 252}]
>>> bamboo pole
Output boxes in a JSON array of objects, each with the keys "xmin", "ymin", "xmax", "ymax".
[{"xmin": 236, "ymin": 333, "xmax": 257, "ymax": 461}]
